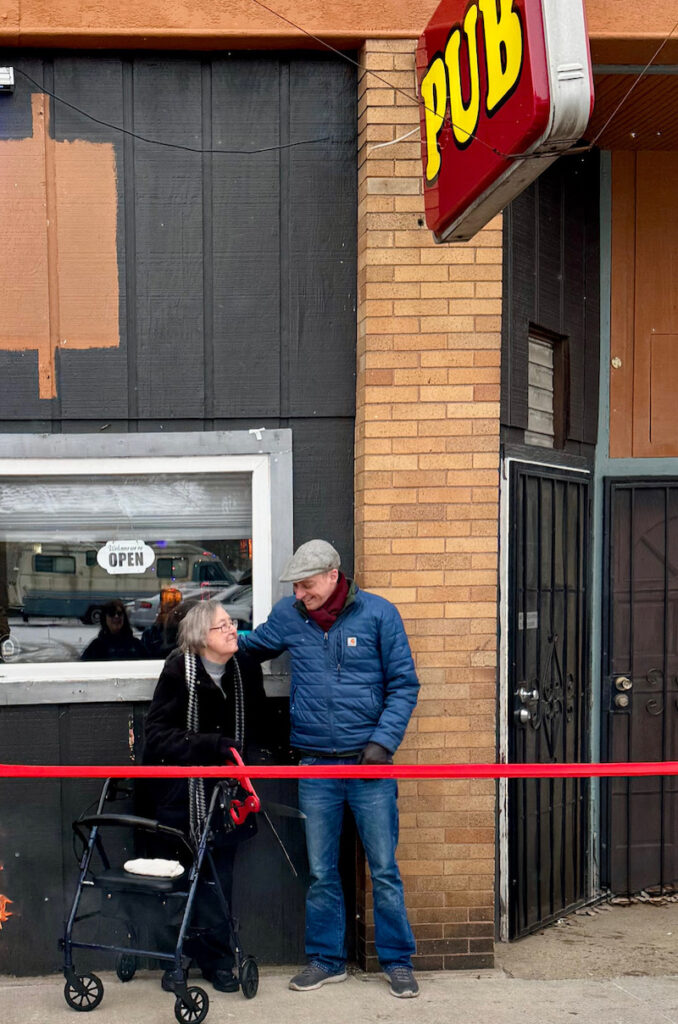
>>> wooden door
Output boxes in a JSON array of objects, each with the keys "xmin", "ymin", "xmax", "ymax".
[
  {"xmin": 603, "ymin": 481, "xmax": 678, "ymax": 893},
  {"xmin": 610, "ymin": 152, "xmax": 678, "ymax": 458}
]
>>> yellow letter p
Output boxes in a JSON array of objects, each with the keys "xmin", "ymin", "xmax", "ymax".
[{"xmin": 420, "ymin": 56, "xmax": 448, "ymax": 182}]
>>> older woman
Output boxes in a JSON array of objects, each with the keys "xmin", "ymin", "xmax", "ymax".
[{"xmin": 143, "ymin": 598, "xmax": 270, "ymax": 994}]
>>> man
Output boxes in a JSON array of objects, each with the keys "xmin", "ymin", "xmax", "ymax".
[{"xmin": 239, "ymin": 539, "xmax": 420, "ymax": 998}]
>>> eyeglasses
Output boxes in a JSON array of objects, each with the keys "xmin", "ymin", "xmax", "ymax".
[
  {"xmin": 209, "ymin": 619, "xmax": 238, "ymax": 634},
  {"xmin": 107, "ymin": 610, "xmax": 124, "ymax": 619}
]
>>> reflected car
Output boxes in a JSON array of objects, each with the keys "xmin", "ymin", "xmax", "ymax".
[
  {"xmin": 219, "ymin": 585, "xmax": 253, "ymax": 632},
  {"xmin": 129, "ymin": 582, "xmax": 252, "ymax": 632}
]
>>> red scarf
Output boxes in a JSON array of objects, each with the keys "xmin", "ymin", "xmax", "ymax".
[{"xmin": 306, "ymin": 573, "xmax": 349, "ymax": 632}]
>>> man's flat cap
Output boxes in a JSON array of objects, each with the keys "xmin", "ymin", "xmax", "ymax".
[{"xmin": 279, "ymin": 539, "xmax": 341, "ymax": 583}]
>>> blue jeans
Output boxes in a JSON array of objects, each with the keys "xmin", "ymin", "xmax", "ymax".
[{"xmin": 298, "ymin": 757, "xmax": 416, "ymax": 972}]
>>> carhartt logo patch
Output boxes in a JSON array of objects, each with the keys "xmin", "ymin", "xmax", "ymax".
[{"xmin": 347, "ymin": 637, "xmax": 357, "ymax": 647}]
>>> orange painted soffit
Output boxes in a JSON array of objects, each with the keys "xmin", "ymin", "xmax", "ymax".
[
  {"xmin": 1, "ymin": 0, "xmax": 678, "ymax": 56},
  {"xmin": 2, "ymin": 32, "xmax": 675, "ymax": 60}
]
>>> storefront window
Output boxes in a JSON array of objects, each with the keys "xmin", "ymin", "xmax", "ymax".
[
  {"xmin": 0, "ymin": 434, "xmax": 292, "ymax": 684},
  {"xmin": 0, "ymin": 471, "xmax": 254, "ymax": 666}
]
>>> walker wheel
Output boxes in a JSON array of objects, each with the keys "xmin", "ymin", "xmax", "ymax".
[
  {"xmin": 64, "ymin": 973, "xmax": 104, "ymax": 1011},
  {"xmin": 116, "ymin": 953, "xmax": 137, "ymax": 982},
  {"xmin": 174, "ymin": 985, "xmax": 209, "ymax": 1024},
  {"xmin": 240, "ymin": 956, "xmax": 259, "ymax": 999}
]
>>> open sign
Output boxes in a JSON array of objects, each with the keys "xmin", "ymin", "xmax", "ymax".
[
  {"xmin": 416, "ymin": 0, "xmax": 593, "ymax": 242},
  {"xmin": 97, "ymin": 540, "xmax": 156, "ymax": 575}
]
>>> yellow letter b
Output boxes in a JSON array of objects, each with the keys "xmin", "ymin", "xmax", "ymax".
[{"xmin": 479, "ymin": 0, "xmax": 523, "ymax": 115}]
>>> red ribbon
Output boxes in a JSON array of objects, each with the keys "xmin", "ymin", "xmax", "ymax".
[{"xmin": 0, "ymin": 762, "xmax": 677, "ymax": 779}]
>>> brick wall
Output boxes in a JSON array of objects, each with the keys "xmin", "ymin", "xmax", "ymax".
[{"xmin": 355, "ymin": 38, "xmax": 501, "ymax": 971}]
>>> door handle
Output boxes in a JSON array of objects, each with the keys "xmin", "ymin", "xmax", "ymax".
[{"xmin": 614, "ymin": 675, "xmax": 632, "ymax": 691}]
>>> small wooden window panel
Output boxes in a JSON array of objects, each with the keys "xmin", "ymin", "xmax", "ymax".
[{"xmin": 525, "ymin": 329, "xmax": 569, "ymax": 450}]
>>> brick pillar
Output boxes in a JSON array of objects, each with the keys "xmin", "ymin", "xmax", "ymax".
[{"xmin": 355, "ymin": 38, "xmax": 501, "ymax": 971}]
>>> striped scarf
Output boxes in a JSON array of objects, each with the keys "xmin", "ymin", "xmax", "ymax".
[{"xmin": 185, "ymin": 651, "xmax": 244, "ymax": 843}]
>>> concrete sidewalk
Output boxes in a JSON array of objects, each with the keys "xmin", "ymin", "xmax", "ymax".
[
  {"xmin": 4, "ymin": 901, "xmax": 678, "ymax": 1024},
  {"xmin": 3, "ymin": 966, "xmax": 678, "ymax": 1024}
]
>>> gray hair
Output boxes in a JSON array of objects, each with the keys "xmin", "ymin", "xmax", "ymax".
[{"xmin": 178, "ymin": 598, "xmax": 226, "ymax": 654}]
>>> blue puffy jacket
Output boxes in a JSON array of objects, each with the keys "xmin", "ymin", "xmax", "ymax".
[{"xmin": 239, "ymin": 583, "xmax": 419, "ymax": 754}]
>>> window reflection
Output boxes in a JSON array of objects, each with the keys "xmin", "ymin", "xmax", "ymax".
[
  {"xmin": 0, "ymin": 541, "xmax": 8, "ymax": 663},
  {"xmin": 0, "ymin": 472, "xmax": 254, "ymax": 666},
  {"xmin": 0, "ymin": 539, "xmax": 252, "ymax": 665},
  {"xmin": 80, "ymin": 599, "xmax": 146, "ymax": 661}
]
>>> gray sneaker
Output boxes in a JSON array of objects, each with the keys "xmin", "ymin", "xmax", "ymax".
[
  {"xmin": 289, "ymin": 963, "xmax": 347, "ymax": 991},
  {"xmin": 384, "ymin": 965, "xmax": 419, "ymax": 998}
]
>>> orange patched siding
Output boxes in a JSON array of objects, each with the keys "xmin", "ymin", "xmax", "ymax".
[
  {"xmin": 354, "ymin": 38, "xmax": 501, "ymax": 971},
  {"xmin": 0, "ymin": 93, "xmax": 119, "ymax": 399}
]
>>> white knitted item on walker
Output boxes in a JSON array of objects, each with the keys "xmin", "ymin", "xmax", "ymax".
[{"xmin": 123, "ymin": 858, "xmax": 184, "ymax": 879}]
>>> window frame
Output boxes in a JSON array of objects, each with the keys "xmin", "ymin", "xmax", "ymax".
[{"xmin": 0, "ymin": 430, "xmax": 292, "ymax": 697}]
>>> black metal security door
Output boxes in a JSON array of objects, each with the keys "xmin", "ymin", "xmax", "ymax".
[
  {"xmin": 507, "ymin": 463, "xmax": 590, "ymax": 938},
  {"xmin": 603, "ymin": 482, "xmax": 678, "ymax": 894}
]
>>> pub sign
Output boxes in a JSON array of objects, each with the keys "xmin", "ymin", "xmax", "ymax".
[{"xmin": 416, "ymin": 0, "xmax": 594, "ymax": 242}]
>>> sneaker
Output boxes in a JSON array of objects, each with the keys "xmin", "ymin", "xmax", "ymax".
[
  {"xmin": 289, "ymin": 963, "xmax": 347, "ymax": 991},
  {"xmin": 384, "ymin": 965, "xmax": 419, "ymax": 998},
  {"xmin": 203, "ymin": 969, "xmax": 239, "ymax": 993}
]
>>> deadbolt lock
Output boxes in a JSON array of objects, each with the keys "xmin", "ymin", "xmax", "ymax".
[
  {"xmin": 514, "ymin": 708, "xmax": 531, "ymax": 725},
  {"xmin": 614, "ymin": 693, "xmax": 630, "ymax": 709},
  {"xmin": 516, "ymin": 686, "xmax": 539, "ymax": 703}
]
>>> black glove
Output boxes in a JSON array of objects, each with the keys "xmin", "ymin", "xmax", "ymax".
[
  {"xmin": 218, "ymin": 737, "xmax": 243, "ymax": 761},
  {"xmin": 358, "ymin": 742, "xmax": 393, "ymax": 765}
]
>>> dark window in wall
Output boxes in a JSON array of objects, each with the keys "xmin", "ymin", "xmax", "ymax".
[
  {"xmin": 501, "ymin": 150, "xmax": 600, "ymax": 458},
  {"xmin": 34, "ymin": 554, "xmax": 76, "ymax": 574}
]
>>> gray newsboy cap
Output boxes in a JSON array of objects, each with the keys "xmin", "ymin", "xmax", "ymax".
[{"xmin": 279, "ymin": 539, "xmax": 341, "ymax": 583}]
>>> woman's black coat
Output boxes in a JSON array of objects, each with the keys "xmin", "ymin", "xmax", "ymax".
[{"xmin": 141, "ymin": 648, "xmax": 271, "ymax": 837}]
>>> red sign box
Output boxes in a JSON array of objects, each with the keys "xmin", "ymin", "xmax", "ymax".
[{"xmin": 417, "ymin": 0, "xmax": 593, "ymax": 242}]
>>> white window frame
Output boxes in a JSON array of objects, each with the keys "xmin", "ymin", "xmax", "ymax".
[{"xmin": 0, "ymin": 431, "xmax": 292, "ymax": 697}]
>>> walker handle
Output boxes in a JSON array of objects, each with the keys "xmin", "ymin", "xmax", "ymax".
[{"xmin": 225, "ymin": 747, "xmax": 261, "ymax": 825}]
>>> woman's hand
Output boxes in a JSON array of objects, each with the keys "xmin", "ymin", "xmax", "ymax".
[{"xmin": 218, "ymin": 737, "xmax": 243, "ymax": 761}]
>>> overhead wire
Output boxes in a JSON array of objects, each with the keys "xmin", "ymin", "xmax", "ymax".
[
  {"xmin": 246, "ymin": 0, "xmax": 507, "ymax": 159},
  {"xmin": 247, "ymin": 0, "xmax": 678, "ymax": 160},
  {"xmin": 8, "ymin": 7, "xmax": 678, "ymax": 161},
  {"xmin": 8, "ymin": 2, "xmax": 507, "ymax": 162},
  {"xmin": 12, "ymin": 66, "xmax": 332, "ymax": 155}
]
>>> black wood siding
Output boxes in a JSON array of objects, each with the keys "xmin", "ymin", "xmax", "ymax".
[
  {"xmin": 0, "ymin": 51, "xmax": 356, "ymax": 974},
  {"xmin": 0, "ymin": 51, "xmax": 357, "ymax": 562},
  {"xmin": 0, "ymin": 701, "xmax": 307, "ymax": 974},
  {"xmin": 501, "ymin": 151, "xmax": 600, "ymax": 456}
]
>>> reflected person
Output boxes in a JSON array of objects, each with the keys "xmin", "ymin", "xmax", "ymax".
[
  {"xmin": 0, "ymin": 543, "xmax": 9, "ymax": 661},
  {"xmin": 141, "ymin": 596, "xmax": 199, "ymax": 659},
  {"xmin": 80, "ymin": 599, "xmax": 146, "ymax": 661}
]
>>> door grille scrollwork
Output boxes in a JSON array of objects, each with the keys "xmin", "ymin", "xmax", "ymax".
[{"xmin": 515, "ymin": 634, "xmax": 574, "ymax": 760}]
